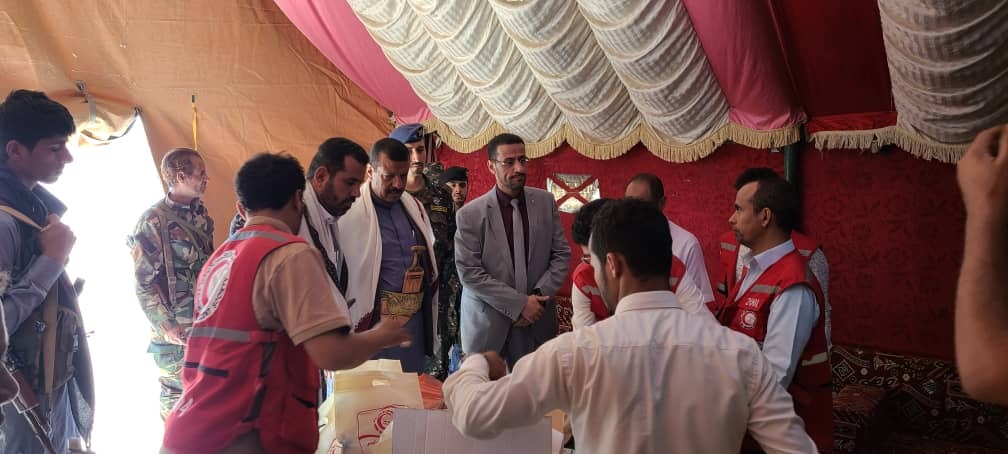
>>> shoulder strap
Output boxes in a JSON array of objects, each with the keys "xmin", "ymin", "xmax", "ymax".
[
  {"xmin": 150, "ymin": 200, "xmax": 213, "ymax": 310},
  {"xmin": 0, "ymin": 205, "xmax": 61, "ymax": 395},
  {"xmin": 41, "ymin": 286, "xmax": 58, "ymax": 394},
  {"xmin": 0, "ymin": 205, "xmax": 43, "ymax": 230},
  {"xmin": 153, "ymin": 201, "xmax": 213, "ymax": 247},
  {"xmin": 151, "ymin": 209, "xmax": 178, "ymax": 310}
]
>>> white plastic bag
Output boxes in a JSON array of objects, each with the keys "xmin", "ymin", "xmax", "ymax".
[{"xmin": 316, "ymin": 360, "xmax": 422, "ymax": 454}]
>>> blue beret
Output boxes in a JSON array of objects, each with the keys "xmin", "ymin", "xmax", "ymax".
[{"xmin": 389, "ymin": 123, "xmax": 425, "ymax": 144}]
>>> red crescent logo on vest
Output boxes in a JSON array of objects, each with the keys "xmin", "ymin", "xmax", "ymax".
[
  {"xmin": 194, "ymin": 250, "xmax": 236, "ymax": 323},
  {"xmin": 741, "ymin": 310, "xmax": 758, "ymax": 329}
]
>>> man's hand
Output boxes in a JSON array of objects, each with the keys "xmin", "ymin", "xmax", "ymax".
[
  {"xmin": 482, "ymin": 351, "xmax": 507, "ymax": 380},
  {"xmin": 371, "ymin": 318, "xmax": 413, "ymax": 349},
  {"xmin": 959, "ymin": 124, "xmax": 1008, "ymax": 224},
  {"xmin": 519, "ymin": 294, "xmax": 548, "ymax": 325},
  {"xmin": 39, "ymin": 214, "xmax": 75, "ymax": 263}
]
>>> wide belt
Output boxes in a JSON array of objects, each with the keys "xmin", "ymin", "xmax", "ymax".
[{"xmin": 380, "ymin": 290, "xmax": 423, "ymax": 318}]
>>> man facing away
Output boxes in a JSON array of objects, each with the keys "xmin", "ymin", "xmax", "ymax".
[
  {"xmin": 454, "ymin": 133, "xmax": 570, "ymax": 368},
  {"xmin": 625, "ymin": 173, "xmax": 716, "ymax": 304},
  {"xmin": 0, "ymin": 89, "xmax": 95, "ymax": 453},
  {"xmin": 129, "ymin": 147, "xmax": 214, "ymax": 420},
  {"xmin": 161, "ymin": 153, "xmax": 409, "ymax": 454},
  {"xmin": 225, "ymin": 138, "xmax": 368, "ymax": 336},
  {"xmin": 444, "ymin": 199, "xmax": 817, "ymax": 454},
  {"xmin": 568, "ymin": 198, "xmax": 712, "ymax": 330},
  {"xmin": 710, "ymin": 168, "xmax": 832, "ymax": 451},
  {"xmin": 337, "ymin": 139, "xmax": 440, "ymax": 373}
]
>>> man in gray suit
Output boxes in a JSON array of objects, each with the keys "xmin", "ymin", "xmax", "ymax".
[{"xmin": 455, "ymin": 133, "xmax": 571, "ymax": 367}]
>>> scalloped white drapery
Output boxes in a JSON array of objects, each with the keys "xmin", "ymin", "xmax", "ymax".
[
  {"xmin": 811, "ymin": 0, "xmax": 1008, "ymax": 163},
  {"xmin": 347, "ymin": 0, "xmax": 788, "ymax": 161}
]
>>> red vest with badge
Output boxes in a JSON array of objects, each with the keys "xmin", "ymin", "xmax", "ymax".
[
  {"xmin": 713, "ymin": 235, "xmax": 833, "ymax": 452},
  {"xmin": 573, "ymin": 256, "xmax": 687, "ymax": 322},
  {"xmin": 715, "ymin": 231, "xmax": 822, "ymax": 299},
  {"xmin": 162, "ymin": 224, "xmax": 321, "ymax": 454}
]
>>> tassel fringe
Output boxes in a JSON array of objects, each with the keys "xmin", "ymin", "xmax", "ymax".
[
  {"xmin": 421, "ymin": 117, "xmax": 802, "ymax": 162},
  {"xmin": 809, "ymin": 126, "xmax": 965, "ymax": 163}
]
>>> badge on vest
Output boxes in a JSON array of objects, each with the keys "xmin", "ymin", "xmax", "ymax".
[
  {"xmin": 743, "ymin": 296, "xmax": 761, "ymax": 310},
  {"xmin": 195, "ymin": 250, "xmax": 236, "ymax": 323},
  {"xmin": 740, "ymin": 310, "xmax": 758, "ymax": 330}
]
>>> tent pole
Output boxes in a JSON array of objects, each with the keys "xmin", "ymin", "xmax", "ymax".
[
  {"xmin": 783, "ymin": 143, "xmax": 800, "ymax": 184},
  {"xmin": 782, "ymin": 139, "xmax": 806, "ymax": 228}
]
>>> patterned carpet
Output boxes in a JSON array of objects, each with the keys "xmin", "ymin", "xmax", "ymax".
[{"xmin": 832, "ymin": 346, "xmax": 1008, "ymax": 452}]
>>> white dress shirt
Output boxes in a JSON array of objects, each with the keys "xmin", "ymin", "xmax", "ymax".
[
  {"xmin": 668, "ymin": 220, "xmax": 715, "ymax": 303},
  {"xmin": 444, "ymin": 291, "xmax": 817, "ymax": 454},
  {"xmin": 735, "ymin": 240, "xmax": 819, "ymax": 387}
]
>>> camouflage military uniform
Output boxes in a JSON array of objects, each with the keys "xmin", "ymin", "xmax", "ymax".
[
  {"xmin": 409, "ymin": 163, "xmax": 459, "ymax": 380},
  {"xmin": 127, "ymin": 196, "xmax": 214, "ymax": 419}
]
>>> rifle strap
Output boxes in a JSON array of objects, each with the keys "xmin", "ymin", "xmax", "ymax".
[
  {"xmin": 41, "ymin": 286, "xmax": 58, "ymax": 395},
  {"xmin": 0, "ymin": 206, "xmax": 60, "ymax": 395},
  {"xmin": 151, "ymin": 200, "xmax": 210, "ymax": 310},
  {"xmin": 0, "ymin": 202, "xmax": 59, "ymax": 454},
  {"xmin": 153, "ymin": 208, "xmax": 178, "ymax": 309}
]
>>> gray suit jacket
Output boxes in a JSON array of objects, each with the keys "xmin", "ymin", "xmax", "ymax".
[{"xmin": 454, "ymin": 187, "xmax": 571, "ymax": 357}]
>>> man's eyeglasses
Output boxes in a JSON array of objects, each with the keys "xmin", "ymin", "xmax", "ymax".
[{"xmin": 491, "ymin": 156, "xmax": 529, "ymax": 168}]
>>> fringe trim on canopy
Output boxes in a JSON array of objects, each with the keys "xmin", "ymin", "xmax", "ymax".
[
  {"xmin": 422, "ymin": 117, "xmax": 802, "ymax": 162},
  {"xmin": 809, "ymin": 126, "xmax": 966, "ymax": 163}
]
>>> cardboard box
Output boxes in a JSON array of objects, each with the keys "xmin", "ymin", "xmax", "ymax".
[{"xmin": 390, "ymin": 409, "xmax": 561, "ymax": 454}]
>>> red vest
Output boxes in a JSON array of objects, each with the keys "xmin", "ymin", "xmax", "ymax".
[
  {"xmin": 715, "ymin": 231, "xmax": 822, "ymax": 299},
  {"xmin": 573, "ymin": 256, "xmax": 687, "ymax": 322},
  {"xmin": 162, "ymin": 225, "xmax": 321, "ymax": 454},
  {"xmin": 713, "ymin": 234, "xmax": 833, "ymax": 452}
]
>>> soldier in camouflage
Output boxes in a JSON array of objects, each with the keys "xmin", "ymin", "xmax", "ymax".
[
  {"xmin": 391, "ymin": 124, "xmax": 457, "ymax": 380},
  {"xmin": 127, "ymin": 148, "xmax": 214, "ymax": 420},
  {"xmin": 438, "ymin": 166, "xmax": 470, "ymax": 372}
]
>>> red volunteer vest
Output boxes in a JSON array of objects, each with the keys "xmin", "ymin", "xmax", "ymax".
[
  {"xmin": 162, "ymin": 224, "xmax": 321, "ymax": 454},
  {"xmin": 713, "ymin": 234, "xmax": 832, "ymax": 452},
  {"xmin": 573, "ymin": 256, "xmax": 686, "ymax": 322},
  {"xmin": 715, "ymin": 231, "xmax": 822, "ymax": 298}
]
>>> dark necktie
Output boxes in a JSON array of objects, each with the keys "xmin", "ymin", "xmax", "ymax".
[{"xmin": 511, "ymin": 198, "xmax": 527, "ymax": 292}]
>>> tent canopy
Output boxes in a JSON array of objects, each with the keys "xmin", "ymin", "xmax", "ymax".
[
  {"xmin": 0, "ymin": 0, "xmax": 391, "ymax": 242},
  {"xmin": 279, "ymin": 0, "xmax": 1008, "ymax": 162},
  {"xmin": 2, "ymin": 0, "xmax": 1006, "ymax": 242}
]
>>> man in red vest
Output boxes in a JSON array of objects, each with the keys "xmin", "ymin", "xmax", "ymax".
[
  {"xmin": 569, "ymin": 198, "xmax": 710, "ymax": 329},
  {"xmin": 710, "ymin": 168, "xmax": 832, "ymax": 452},
  {"xmin": 715, "ymin": 168, "xmax": 832, "ymax": 352},
  {"xmin": 161, "ymin": 153, "xmax": 410, "ymax": 454}
]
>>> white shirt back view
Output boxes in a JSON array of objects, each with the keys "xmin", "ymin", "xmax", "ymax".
[{"xmin": 444, "ymin": 290, "xmax": 817, "ymax": 454}]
